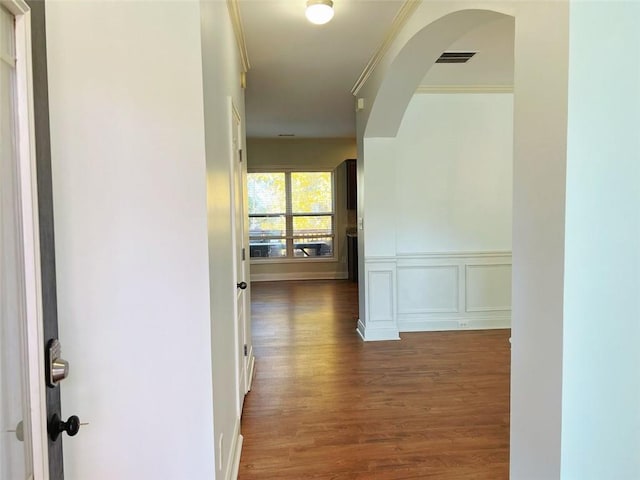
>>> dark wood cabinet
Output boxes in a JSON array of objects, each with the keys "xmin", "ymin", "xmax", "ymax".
[
  {"xmin": 347, "ymin": 234, "xmax": 358, "ymax": 282},
  {"xmin": 345, "ymin": 159, "xmax": 357, "ymax": 210}
]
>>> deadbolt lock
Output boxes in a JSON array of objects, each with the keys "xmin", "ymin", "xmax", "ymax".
[{"xmin": 46, "ymin": 339, "xmax": 69, "ymax": 387}]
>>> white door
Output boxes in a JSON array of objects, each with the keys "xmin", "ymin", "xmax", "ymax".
[
  {"xmin": 0, "ymin": 2, "xmax": 48, "ymax": 479},
  {"xmin": 230, "ymin": 102, "xmax": 248, "ymax": 414}
]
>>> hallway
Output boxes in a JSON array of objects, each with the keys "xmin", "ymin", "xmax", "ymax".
[{"xmin": 239, "ymin": 280, "xmax": 510, "ymax": 479}]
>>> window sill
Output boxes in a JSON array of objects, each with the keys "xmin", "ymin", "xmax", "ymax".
[{"xmin": 249, "ymin": 256, "xmax": 339, "ymax": 265}]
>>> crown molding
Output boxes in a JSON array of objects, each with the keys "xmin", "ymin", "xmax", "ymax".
[
  {"xmin": 227, "ymin": 0, "xmax": 250, "ymax": 73},
  {"xmin": 351, "ymin": 0, "xmax": 422, "ymax": 97},
  {"xmin": 415, "ymin": 84, "xmax": 514, "ymax": 94}
]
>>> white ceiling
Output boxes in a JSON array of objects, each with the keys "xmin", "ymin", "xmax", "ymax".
[{"xmin": 240, "ymin": 1, "xmax": 514, "ymax": 139}]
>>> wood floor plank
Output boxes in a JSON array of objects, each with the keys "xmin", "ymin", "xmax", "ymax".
[{"xmin": 239, "ymin": 280, "xmax": 510, "ymax": 479}]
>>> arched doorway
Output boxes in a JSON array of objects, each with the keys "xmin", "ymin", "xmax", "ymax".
[{"xmin": 354, "ymin": 4, "xmax": 571, "ymax": 478}]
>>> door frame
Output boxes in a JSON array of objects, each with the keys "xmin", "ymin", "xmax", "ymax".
[{"xmin": 2, "ymin": 0, "xmax": 49, "ymax": 477}]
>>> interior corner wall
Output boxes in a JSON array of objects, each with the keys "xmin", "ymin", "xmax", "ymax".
[
  {"xmin": 246, "ymin": 138, "xmax": 356, "ymax": 281},
  {"xmin": 45, "ymin": 2, "xmax": 215, "ymax": 478},
  {"xmin": 199, "ymin": 1, "xmax": 247, "ymax": 478},
  {"xmin": 561, "ymin": 2, "xmax": 640, "ymax": 478}
]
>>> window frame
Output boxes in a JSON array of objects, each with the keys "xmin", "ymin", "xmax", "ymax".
[{"xmin": 247, "ymin": 167, "xmax": 337, "ymax": 263}]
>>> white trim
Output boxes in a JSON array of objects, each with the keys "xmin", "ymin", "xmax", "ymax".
[
  {"xmin": 1, "ymin": 0, "xmax": 28, "ymax": 15},
  {"xmin": 395, "ymin": 250, "xmax": 511, "ymax": 259},
  {"xmin": 3, "ymin": 0, "xmax": 49, "ymax": 477},
  {"xmin": 415, "ymin": 84, "xmax": 514, "ymax": 94},
  {"xmin": 250, "ymin": 271, "xmax": 348, "ymax": 282},
  {"xmin": 356, "ymin": 319, "xmax": 366, "ymax": 340},
  {"xmin": 227, "ymin": 0, "xmax": 250, "ymax": 73},
  {"xmin": 398, "ymin": 315, "xmax": 511, "ymax": 332},
  {"xmin": 248, "ymin": 166, "xmax": 337, "ymax": 174},
  {"xmin": 246, "ymin": 348, "xmax": 255, "ymax": 392},
  {"xmin": 0, "ymin": 51, "xmax": 16, "ymax": 67},
  {"xmin": 465, "ymin": 305, "xmax": 512, "ymax": 313},
  {"xmin": 250, "ymin": 256, "xmax": 339, "ymax": 265},
  {"xmin": 351, "ymin": 0, "xmax": 422, "ymax": 96},
  {"xmin": 224, "ymin": 417, "xmax": 243, "ymax": 480},
  {"xmin": 356, "ymin": 319, "xmax": 400, "ymax": 342}
]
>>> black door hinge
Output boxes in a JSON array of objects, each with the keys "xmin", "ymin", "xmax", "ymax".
[{"xmin": 243, "ymin": 344, "xmax": 248, "ymax": 356}]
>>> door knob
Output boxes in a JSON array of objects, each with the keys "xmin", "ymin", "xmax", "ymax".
[
  {"xmin": 49, "ymin": 414, "xmax": 81, "ymax": 441},
  {"xmin": 236, "ymin": 281, "xmax": 247, "ymax": 290}
]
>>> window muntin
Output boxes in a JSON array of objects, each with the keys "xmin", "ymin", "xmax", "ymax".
[{"xmin": 248, "ymin": 170, "xmax": 334, "ymax": 260}]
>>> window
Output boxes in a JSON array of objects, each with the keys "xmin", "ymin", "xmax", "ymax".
[{"xmin": 248, "ymin": 170, "xmax": 335, "ymax": 260}]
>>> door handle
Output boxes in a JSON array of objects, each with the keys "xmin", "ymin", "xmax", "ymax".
[
  {"xmin": 236, "ymin": 281, "xmax": 247, "ymax": 290},
  {"xmin": 48, "ymin": 414, "xmax": 81, "ymax": 441},
  {"xmin": 46, "ymin": 339, "xmax": 69, "ymax": 387}
]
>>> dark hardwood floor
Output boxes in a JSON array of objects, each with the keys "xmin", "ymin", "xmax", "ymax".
[{"xmin": 239, "ymin": 280, "xmax": 510, "ymax": 479}]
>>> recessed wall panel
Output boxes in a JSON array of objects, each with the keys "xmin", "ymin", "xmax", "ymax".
[
  {"xmin": 397, "ymin": 265, "xmax": 459, "ymax": 313},
  {"xmin": 368, "ymin": 270, "xmax": 394, "ymax": 322},
  {"xmin": 466, "ymin": 264, "xmax": 512, "ymax": 311}
]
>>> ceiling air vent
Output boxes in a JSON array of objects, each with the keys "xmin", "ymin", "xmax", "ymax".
[{"xmin": 435, "ymin": 51, "xmax": 477, "ymax": 64}]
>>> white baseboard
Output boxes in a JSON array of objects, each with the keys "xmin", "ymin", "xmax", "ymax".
[
  {"xmin": 247, "ymin": 353, "xmax": 255, "ymax": 392},
  {"xmin": 225, "ymin": 417, "xmax": 243, "ymax": 480},
  {"xmin": 398, "ymin": 315, "xmax": 511, "ymax": 332},
  {"xmin": 251, "ymin": 271, "xmax": 348, "ymax": 282},
  {"xmin": 356, "ymin": 319, "xmax": 400, "ymax": 342},
  {"xmin": 356, "ymin": 319, "xmax": 366, "ymax": 340}
]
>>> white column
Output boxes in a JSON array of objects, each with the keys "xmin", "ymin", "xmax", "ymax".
[
  {"xmin": 509, "ymin": 3, "xmax": 570, "ymax": 479},
  {"xmin": 561, "ymin": 3, "xmax": 640, "ymax": 478}
]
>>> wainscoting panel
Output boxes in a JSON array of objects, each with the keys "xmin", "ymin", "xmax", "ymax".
[
  {"xmin": 466, "ymin": 264, "xmax": 512, "ymax": 312},
  {"xmin": 363, "ymin": 252, "xmax": 511, "ymax": 334},
  {"xmin": 397, "ymin": 265, "xmax": 459, "ymax": 314},
  {"xmin": 368, "ymin": 270, "xmax": 395, "ymax": 322}
]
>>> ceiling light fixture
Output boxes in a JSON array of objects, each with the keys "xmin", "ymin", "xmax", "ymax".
[{"xmin": 305, "ymin": 0, "xmax": 334, "ymax": 25}]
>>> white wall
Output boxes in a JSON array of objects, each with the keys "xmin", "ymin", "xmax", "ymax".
[
  {"xmin": 46, "ymin": 2, "xmax": 216, "ymax": 478},
  {"xmin": 562, "ymin": 2, "xmax": 640, "ymax": 478},
  {"xmin": 358, "ymin": 93, "xmax": 513, "ymax": 337},
  {"xmin": 364, "ymin": 93, "xmax": 513, "ymax": 256},
  {"xmin": 200, "ymin": 1, "xmax": 249, "ymax": 477},
  {"xmin": 362, "ymin": 137, "xmax": 396, "ymax": 257},
  {"xmin": 246, "ymin": 138, "xmax": 356, "ymax": 281},
  {"xmin": 394, "ymin": 93, "xmax": 512, "ymax": 254}
]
